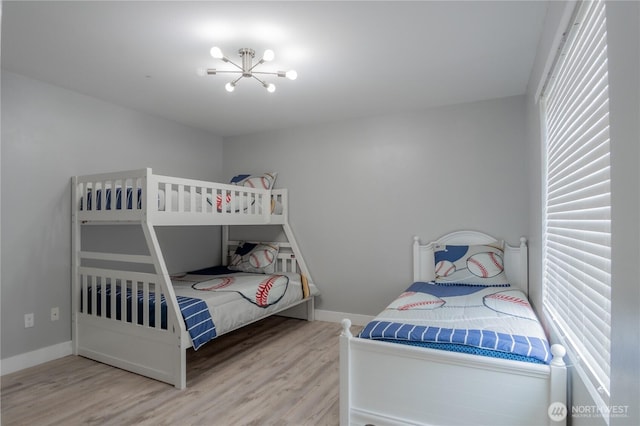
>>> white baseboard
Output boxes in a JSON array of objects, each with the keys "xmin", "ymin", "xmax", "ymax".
[
  {"xmin": 1, "ymin": 309, "xmax": 372, "ymax": 375},
  {"xmin": 1, "ymin": 341, "xmax": 73, "ymax": 376},
  {"xmin": 314, "ymin": 309, "xmax": 374, "ymax": 326}
]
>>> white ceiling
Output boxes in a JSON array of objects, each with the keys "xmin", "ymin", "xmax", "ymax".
[{"xmin": 2, "ymin": 1, "xmax": 548, "ymax": 137}]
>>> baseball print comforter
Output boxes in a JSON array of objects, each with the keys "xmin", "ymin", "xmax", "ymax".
[
  {"xmin": 358, "ymin": 281, "xmax": 552, "ymax": 364},
  {"xmin": 171, "ymin": 271, "xmax": 317, "ymax": 342}
]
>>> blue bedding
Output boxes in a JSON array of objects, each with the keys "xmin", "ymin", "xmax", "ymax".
[
  {"xmin": 358, "ymin": 282, "xmax": 551, "ymax": 364},
  {"xmin": 84, "ymin": 284, "xmax": 216, "ymax": 350},
  {"xmin": 81, "ymin": 187, "xmax": 142, "ymax": 210}
]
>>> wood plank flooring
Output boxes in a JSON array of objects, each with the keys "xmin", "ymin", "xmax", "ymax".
[{"xmin": 1, "ymin": 317, "xmax": 359, "ymax": 426}]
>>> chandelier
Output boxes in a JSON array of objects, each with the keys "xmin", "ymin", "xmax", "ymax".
[{"xmin": 197, "ymin": 47, "xmax": 297, "ymax": 93}]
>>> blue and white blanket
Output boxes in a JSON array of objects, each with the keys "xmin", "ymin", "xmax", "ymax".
[
  {"xmin": 174, "ymin": 295, "xmax": 217, "ymax": 350},
  {"xmin": 359, "ymin": 282, "xmax": 551, "ymax": 364}
]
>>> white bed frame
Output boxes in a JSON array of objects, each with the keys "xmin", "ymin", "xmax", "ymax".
[
  {"xmin": 340, "ymin": 230, "xmax": 567, "ymax": 426},
  {"xmin": 71, "ymin": 168, "xmax": 316, "ymax": 389}
]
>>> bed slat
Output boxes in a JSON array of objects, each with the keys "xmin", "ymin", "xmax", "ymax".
[{"xmin": 77, "ymin": 267, "xmax": 171, "ymax": 332}]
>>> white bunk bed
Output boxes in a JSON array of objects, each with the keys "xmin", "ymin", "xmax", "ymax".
[
  {"xmin": 340, "ymin": 230, "xmax": 567, "ymax": 426},
  {"xmin": 71, "ymin": 168, "xmax": 317, "ymax": 389}
]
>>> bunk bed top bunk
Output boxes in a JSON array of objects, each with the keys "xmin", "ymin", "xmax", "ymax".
[{"xmin": 73, "ymin": 168, "xmax": 287, "ymax": 226}]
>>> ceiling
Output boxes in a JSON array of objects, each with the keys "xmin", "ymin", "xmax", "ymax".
[{"xmin": 2, "ymin": 1, "xmax": 548, "ymax": 137}]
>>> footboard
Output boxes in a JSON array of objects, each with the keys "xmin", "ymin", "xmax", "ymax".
[
  {"xmin": 73, "ymin": 266, "xmax": 189, "ymax": 387},
  {"xmin": 340, "ymin": 319, "xmax": 567, "ymax": 426}
]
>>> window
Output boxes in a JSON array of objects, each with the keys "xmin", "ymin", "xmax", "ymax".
[{"xmin": 541, "ymin": 0, "xmax": 611, "ymax": 406}]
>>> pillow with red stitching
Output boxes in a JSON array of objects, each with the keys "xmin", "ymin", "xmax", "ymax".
[
  {"xmin": 228, "ymin": 242, "xmax": 279, "ymax": 274},
  {"xmin": 433, "ymin": 243, "xmax": 509, "ymax": 286},
  {"xmin": 229, "ymin": 172, "xmax": 278, "ymax": 190}
]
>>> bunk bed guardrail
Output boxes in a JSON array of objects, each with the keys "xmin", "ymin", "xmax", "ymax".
[{"xmin": 74, "ymin": 168, "xmax": 287, "ymax": 225}]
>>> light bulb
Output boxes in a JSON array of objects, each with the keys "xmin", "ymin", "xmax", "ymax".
[
  {"xmin": 285, "ymin": 70, "xmax": 298, "ymax": 80},
  {"xmin": 262, "ymin": 49, "xmax": 275, "ymax": 62},
  {"xmin": 267, "ymin": 83, "xmax": 276, "ymax": 93},
  {"xmin": 225, "ymin": 82, "xmax": 235, "ymax": 92},
  {"xmin": 196, "ymin": 67, "xmax": 207, "ymax": 77},
  {"xmin": 210, "ymin": 46, "xmax": 224, "ymax": 59}
]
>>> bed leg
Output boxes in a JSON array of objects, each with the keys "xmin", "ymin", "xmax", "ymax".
[
  {"xmin": 175, "ymin": 346, "xmax": 186, "ymax": 390},
  {"xmin": 549, "ymin": 344, "xmax": 568, "ymax": 425},
  {"xmin": 306, "ymin": 297, "xmax": 315, "ymax": 321},
  {"xmin": 340, "ymin": 319, "xmax": 353, "ymax": 426}
]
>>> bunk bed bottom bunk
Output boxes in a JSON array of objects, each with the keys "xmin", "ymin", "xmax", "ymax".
[
  {"xmin": 74, "ymin": 254, "xmax": 318, "ymax": 390},
  {"xmin": 82, "ymin": 269, "xmax": 317, "ymax": 350}
]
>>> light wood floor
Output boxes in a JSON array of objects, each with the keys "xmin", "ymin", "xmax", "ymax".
[{"xmin": 2, "ymin": 317, "xmax": 358, "ymax": 426}]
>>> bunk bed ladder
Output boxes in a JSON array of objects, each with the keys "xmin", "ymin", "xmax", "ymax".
[
  {"xmin": 281, "ymin": 222, "xmax": 312, "ymax": 282},
  {"xmin": 281, "ymin": 222, "xmax": 315, "ymax": 321},
  {"xmin": 140, "ymin": 222, "xmax": 188, "ymax": 389}
]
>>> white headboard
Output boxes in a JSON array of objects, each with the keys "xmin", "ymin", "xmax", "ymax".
[{"xmin": 413, "ymin": 230, "xmax": 529, "ymax": 294}]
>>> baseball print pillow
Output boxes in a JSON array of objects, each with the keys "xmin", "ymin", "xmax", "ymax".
[
  {"xmin": 230, "ymin": 172, "xmax": 278, "ymax": 190},
  {"xmin": 434, "ymin": 243, "xmax": 509, "ymax": 286},
  {"xmin": 229, "ymin": 242, "xmax": 279, "ymax": 274}
]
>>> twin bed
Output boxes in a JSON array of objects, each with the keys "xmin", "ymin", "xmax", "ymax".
[
  {"xmin": 340, "ymin": 231, "xmax": 567, "ymax": 426},
  {"xmin": 72, "ymin": 168, "xmax": 318, "ymax": 389}
]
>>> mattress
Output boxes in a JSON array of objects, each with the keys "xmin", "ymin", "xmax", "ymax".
[
  {"xmin": 170, "ymin": 271, "xmax": 319, "ymax": 337},
  {"xmin": 359, "ymin": 281, "xmax": 552, "ymax": 364}
]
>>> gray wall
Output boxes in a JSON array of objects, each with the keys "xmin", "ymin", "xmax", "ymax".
[
  {"xmin": 223, "ymin": 95, "xmax": 530, "ymax": 316},
  {"xmin": 525, "ymin": 1, "xmax": 640, "ymax": 425},
  {"xmin": 1, "ymin": 72, "xmax": 224, "ymax": 359}
]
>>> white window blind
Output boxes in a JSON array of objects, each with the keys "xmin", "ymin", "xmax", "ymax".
[{"xmin": 541, "ymin": 0, "xmax": 611, "ymax": 402}]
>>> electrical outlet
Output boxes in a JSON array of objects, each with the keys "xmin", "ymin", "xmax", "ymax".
[
  {"xmin": 51, "ymin": 307, "xmax": 59, "ymax": 321},
  {"xmin": 24, "ymin": 313, "xmax": 34, "ymax": 328}
]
